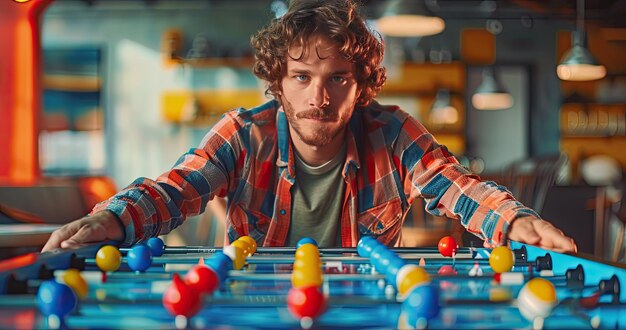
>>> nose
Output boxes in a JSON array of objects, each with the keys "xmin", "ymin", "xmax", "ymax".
[{"xmin": 308, "ymin": 83, "xmax": 330, "ymax": 108}]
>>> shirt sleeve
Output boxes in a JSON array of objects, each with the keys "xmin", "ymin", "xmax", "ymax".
[
  {"xmin": 91, "ymin": 111, "xmax": 244, "ymax": 246},
  {"xmin": 394, "ymin": 114, "xmax": 541, "ymax": 246}
]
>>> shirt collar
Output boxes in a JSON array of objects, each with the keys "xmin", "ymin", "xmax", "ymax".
[
  {"xmin": 275, "ymin": 103, "xmax": 364, "ymax": 179},
  {"xmin": 276, "ymin": 105, "xmax": 296, "ymax": 179},
  {"xmin": 344, "ymin": 108, "xmax": 362, "ymax": 174}
]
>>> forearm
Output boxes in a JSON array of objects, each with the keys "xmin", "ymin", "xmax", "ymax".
[
  {"xmin": 89, "ymin": 179, "xmax": 175, "ymax": 246},
  {"xmin": 90, "ymin": 111, "xmax": 244, "ymax": 246},
  {"xmin": 92, "ymin": 152, "xmax": 235, "ymax": 246},
  {"xmin": 451, "ymin": 177, "xmax": 541, "ymax": 245},
  {"xmin": 395, "ymin": 117, "xmax": 538, "ymax": 246},
  {"xmin": 415, "ymin": 160, "xmax": 540, "ymax": 246}
]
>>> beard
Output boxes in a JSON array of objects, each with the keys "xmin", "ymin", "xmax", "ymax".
[{"xmin": 282, "ymin": 98, "xmax": 353, "ymax": 147}]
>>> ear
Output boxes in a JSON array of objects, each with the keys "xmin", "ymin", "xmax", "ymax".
[
  {"xmin": 276, "ymin": 76, "xmax": 285, "ymax": 97},
  {"xmin": 355, "ymin": 87, "xmax": 364, "ymax": 105}
]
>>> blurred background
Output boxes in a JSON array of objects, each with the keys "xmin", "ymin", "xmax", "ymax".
[{"xmin": 1, "ymin": 0, "xmax": 626, "ymax": 262}]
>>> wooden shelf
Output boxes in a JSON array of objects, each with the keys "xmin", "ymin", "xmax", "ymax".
[
  {"xmin": 561, "ymin": 133, "xmax": 626, "ymax": 139},
  {"xmin": 43, "ymin": 74, "xmax": 101, "ymax": 92},
  {"xmin": 161, "ymin": 89, "xmax": 265, "ymax": 125},
  {"xmin": 383, "ymin": 62, "xmax": 466, "ymax": 94},
  {"xmin": 562, "ymin": 102, "xmax": 626, "ymax": 107},
  {"xmin": 163, "ymin": 56, "xmax": 253, "ymax": 68}
]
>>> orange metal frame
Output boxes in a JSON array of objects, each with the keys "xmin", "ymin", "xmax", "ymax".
[{"xmin": 0, "ymin": 0, "xmax": 54, "ymax": 185}]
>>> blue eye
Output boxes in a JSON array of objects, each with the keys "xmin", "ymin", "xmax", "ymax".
[
  {"xmin": 331, "ymin": 76, "xmax": 346, "ymax": 83},
  {"xmin": 295, "ymin": 75, "xmax": 308, "ymax": 82}
]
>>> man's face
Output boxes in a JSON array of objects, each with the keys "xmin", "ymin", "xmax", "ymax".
[{"xmin": 280, "ymin": 34, "xmax": 360, "ymax": 148}]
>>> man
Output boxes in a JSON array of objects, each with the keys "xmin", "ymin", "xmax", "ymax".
[{"xmin": 42, "ymin": 0, "xmax": 576, "ymax": 253}]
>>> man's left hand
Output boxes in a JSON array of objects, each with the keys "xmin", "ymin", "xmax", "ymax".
[{"xmin": 506, "ymin": 217, "xmax": 577, "ymax": 253}]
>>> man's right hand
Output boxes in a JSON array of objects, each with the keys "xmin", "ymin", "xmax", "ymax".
[{"xmin": 41, "ymin": 211, "xmax": 125, "ymax": 253}]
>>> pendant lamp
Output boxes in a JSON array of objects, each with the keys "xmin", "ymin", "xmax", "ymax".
[
  {"xmin": 471, "ymin": 67, "xmax": 513, "ymax": 110},
  {"xmin": 556, "ymin": 0, "xmax": 606, "ymax": 81},
  {"xmin": 430, "ymin": 89, "xmax": 458, "ymax": 124},
  {"xmin": 375, "ymin": 0, "xmax": 445, "ymax": 37}
]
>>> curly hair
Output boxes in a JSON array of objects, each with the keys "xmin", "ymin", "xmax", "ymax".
[{"xmin": 250, "ymin": 0, "xmax": 386, "ymax": 107}]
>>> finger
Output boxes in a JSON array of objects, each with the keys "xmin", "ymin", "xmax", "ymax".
[
  {"xmin": 59, "ymin": 225, "xmax": 102, "ymax": 250},
  {"xmin": 541, "ymin": 245, "xmax": 568, "ymax": 253},
  {"xmin": 541, "ymin": 229, "xmax": 577, "ymax": 253},
  {"xmin": 536, "ymin": 238, "xmax": 566, "ymax": 253},
  {"xmin": 42, "ymin": 224, "xmax": 80, "ymax": 253},
  {"xmin": 42, "ymin": 232, "xmax": 62, "ymax": 253},
  {"xmin": 531, "ymin": 222, "xmax": 576, "ymax": 253},
  {"xmin": 537, "ymin": 242, "xmax": 575, "ymax": 254},
  {"xmin": 60, "ymin": 240, "xmax": 91, "ymax": 250}
]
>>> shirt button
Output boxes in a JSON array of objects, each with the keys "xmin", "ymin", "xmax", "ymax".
[{"xmin": 280, "ymin": 209, "xmax": 286, "ymax": 215}]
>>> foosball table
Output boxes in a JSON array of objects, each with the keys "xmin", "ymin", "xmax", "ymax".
[{"xmin": 0, "ymin": 235, "xmax": 624, "ymax": 329}]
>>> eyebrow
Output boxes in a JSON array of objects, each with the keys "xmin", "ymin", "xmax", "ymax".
[
  {"xmin": 288, "ymin": 68, "xmax": 354, "ymax": 76},
  {"xmin": 288, "ymin": 69, "xmax": 311, "ymax": 75},
  {"xmin": 331, "ymin": 70, "xmax": 354, "ymax": 76}
]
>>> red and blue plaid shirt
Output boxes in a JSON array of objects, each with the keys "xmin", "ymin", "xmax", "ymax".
[{"xmin": 93, "ymin": 100, "xmax": 540, "ymax": 247}]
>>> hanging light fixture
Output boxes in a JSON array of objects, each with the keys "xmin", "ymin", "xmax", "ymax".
[
  {"xmin": 429, "ymin": 89, "xmax": 458, "ymax": 124},
  {"xmin": 471, "ymin": 67, "xmax": 513, "ymax": 110},
  {"xmin": 556, "ymin": 0, "xmax": 606, "ymax": 81},
  {"xmin": 471, "ymin": 15, "xmax": 512, "ymax": 111},
  {"xmin": 270, "ymin": 0, "xmax": 288, "ymax": 19},
  {"xmin": 375, "ymin": 0, "xmax": 445, "ymax": 37}
]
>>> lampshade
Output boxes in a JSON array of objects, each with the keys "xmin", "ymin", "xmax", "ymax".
[
  {"xmin": 556, "ymin": 0, "xmax": 606, "ymax": 81},
  {"xmin": 430, "ymin": 89, "xmax": 458, "ymax": 124},
  {"xmin": 270, "ymin": 0, "xmax": 288, "ymax": 19},
  {"xmin": 375, "ymin": 0, "xmax": 445, "ymax": 37},
  {"xmin": 557, "ymin": 34, "xmax": 606, "ymax": 81},
  {"xmin": 471, "ymin": 67, "xmax": 513, "ymax": 110}
]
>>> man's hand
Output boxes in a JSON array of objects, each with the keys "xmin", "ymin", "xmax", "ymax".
[
  {"xmin": 41, "ymin": 211, "xmax": 124, "ymax": 253},
  {"xmin": 506, "ymin": 217, "xmax": 577, "ymax": 253}
]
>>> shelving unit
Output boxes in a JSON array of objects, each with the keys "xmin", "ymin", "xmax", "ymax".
[
  {"xmin": 557, "ymin": 28, "xmax": 626, "ymax": 182},
  {"xmin": 560, "ymin": 102, "xmax": 626, "ymax": 180},
  {"xmin": 40, "ymin": 48, "xmax": 105, "ymax": 176},
  {"xmin": 160, "ymin": 30, "xmax": 467, "ymax": 154},
  {"xmin": 380, "ymin": 62, "xmax": 466, "ymax": 155}
]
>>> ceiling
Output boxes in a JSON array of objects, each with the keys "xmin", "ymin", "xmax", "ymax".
[
  {"xmin": 510, "ymin": 0, "xmax": 626, "ymax": 28},
  {"xmin": 53, "ymin": 0, "xmax": 626, "ymax": 29},
  {"xmin": 362, "ymin": 0, "xmax": 626, "ymax": 29}
]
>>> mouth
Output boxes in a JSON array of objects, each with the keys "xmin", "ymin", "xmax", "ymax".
[{"xmin": 301, "ymin": 116, "xmax": 336, "ymax": 123}]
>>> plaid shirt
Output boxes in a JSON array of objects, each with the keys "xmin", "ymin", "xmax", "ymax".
[{"xmin": 93, "ymin": 99, "xmax": 540, "ymax": 247}]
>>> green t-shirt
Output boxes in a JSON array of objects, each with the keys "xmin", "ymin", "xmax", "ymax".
[{"xmin": 286, "ymin": 146, "xmax": 346, "ymax": 247}]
